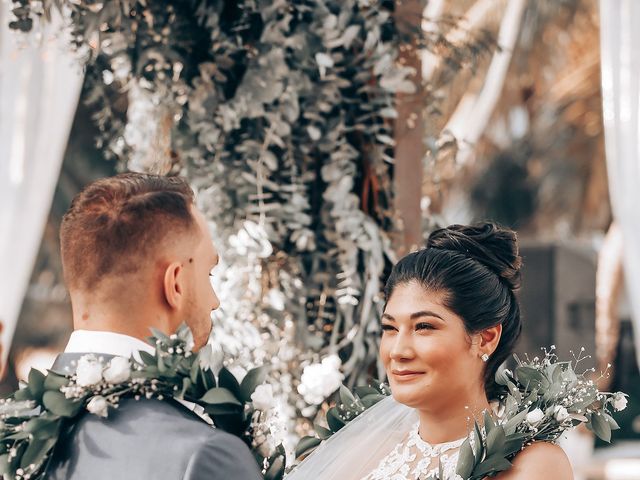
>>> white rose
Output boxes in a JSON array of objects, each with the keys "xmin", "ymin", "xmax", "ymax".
[
  {"xmin": 526, "ymin": 408, "xmax": 544, "ymax": 425},
  {"xmin": 87, "ymin": 396, "xmax": 109, "ymax": 418},
  {"xmin": 297, "ymin": 356, "xmax": 344, "ymax": 405},
  {"xmin": 103, "ymin": 357, "xmax": 131, "ymax": 384},
  {"xmin": 76, "ymin": 354, "xmax": 104, "ymax": 387},
  {"xmin": 322, "ymin": 354, "xmax": 342, "ymax": 371},
  {"xmin": 553, "ymin": 406, "xmax": 569, "ymax": 422},
  {"xmin": 251, "ymin": 384, "xmax": 275, "ymax": 411},
  {"xmin": 613, "ymin": 393, "xmax": 628, "ymax": 412}
]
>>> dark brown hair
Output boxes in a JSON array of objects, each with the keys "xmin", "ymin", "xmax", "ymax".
[
  {"xmin": 384, "ymin": 222, "xmax": 523, "ymax": 400},
  {"xmin": 60, "ymin": 173, "xmax": 195, "ymax": 291}
]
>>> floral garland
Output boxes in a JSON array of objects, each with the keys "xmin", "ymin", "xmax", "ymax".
[
  {"xmin": 0, "ymin": 326, "xmax": 288, "ymax": 480},
  {"xmin": 295, "ymin": 347, "xmax": 628, "ymax": 480}
]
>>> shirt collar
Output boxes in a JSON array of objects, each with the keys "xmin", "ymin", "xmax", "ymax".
[{"xmin": 64, "ymin": 330, "xmax": 155, "ymax": 358}]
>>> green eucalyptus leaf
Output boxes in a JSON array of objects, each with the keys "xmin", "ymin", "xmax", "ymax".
[
  {"xmin": 13, "ymin": 387, "xmax": 34, "ymax": 402},
  {"xmin": 199, "ymin": 387, "xmax": 242, "ymax": 407},
  {"xmin": 200, "ymin": 368, "xmax": 216, "ymax": 391},
  {"xmin": 20, "ymin": 437, "xmax": 56, "ymax": 470},
  {"xmin": 190, "ymin": 359, "xmax": 200, "ymax": 385},
  {"xmin": 588, "ymin": 413, "xmax": 612, "ymax": 443},
  {"xmin": 339, "ymin": 385, "xmax": 357, "ymax": 407},
  {"xmin": 28, "ymin": 369, "xmax": 46, "ymax": 402},
  {"xmin": 483, "ymin": 410, "xmax": 495, "ymax": 436},
  {"xmin": 24, "ymin": 417, "xmax": 61, "ymax": 439},
  {"xmin": 149, "ymin": 328, "xmax": 170, "ymax": 344},
  {"xmin": 218, "ymin": 367, "xmax": 242, "ymax": 398},
  {"xmin": 139, "ymin": 351, "xmax": 156, "ymax": 367},
  {"xmin": 326, "ymin": 408, "xmax": 345, "ymax": 432},
  {"xmin": 0, "ymin": 454, "xmax": 9, "ymax": 475},
  {"xmin": 503, "ymin": 433, "xmax": 527, "ymax": 457},
  {"xmin": 353, "ymin": 386, "xmax": 379, "ymax": 397},
  {"xmin": 473, "ymin": 421, "xmax": 484, "ymax": 461},
  {"xmin": 44, "ymin": 372, "xmax": 69, "ymax": 391},
  {"xmin": 295, "ymin": 435, "xmax": 322, "ymax": 458},
  {"xmin": 494, "ymin": 368, "xmax": 510, "ymax": 386},
  {"xmin": 178, "ymin": 377, "xmax": 191, "ymax": 400},
  {"xmin": 455, "ymin": 437, "xmax": 476, "ymax": 478},
  {"xmin": 42, "ymin": 391, "xmax": 82, "ymax": 418},
  {"xmin": 360, "ymin": 394, "xmax": 386, "ymax": 408},
  {"xmin": 472, "ymin": 455, "xmax": 512, "ymax": 477},
  {"xmin": 503, "ymin": 408, "xmax": 529, "ymax": 436},
  {"xmin": 239, "ymin": 366, "xmax": 268, "ymax": 403},
  {"xmin": 485, "ymin": 425, "xmax": 506, "ymax": 457},
  {"xmin": 314, "ymin": 424, "xmax": 333, "ymax": 440},
  {"xmin": 516, "ymin": 366, "xmax": 550, "ymax": 391},
  {"xmin": 603, "ymin": 412, "xmax": 620, "ymax": 430}
]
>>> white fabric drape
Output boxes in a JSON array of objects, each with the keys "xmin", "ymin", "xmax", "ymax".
[
  {"xmin": 600, "ymin": 0, "xmax": 640, "ymax": 368},
  {"xmin": 0, "ymin": 3, "xmax": 83, "ymax": 364}
]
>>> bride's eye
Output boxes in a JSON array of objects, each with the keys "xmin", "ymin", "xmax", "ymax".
[
  {"xmin": 415, "ymin": 322, "xmax": 435, "ymax": 331},
  {"xmin": 381, "ymin": 324, "xmax": 397, "ymax": 333}
]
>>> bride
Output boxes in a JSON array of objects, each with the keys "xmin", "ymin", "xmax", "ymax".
[{"xmin": 288, "ymin": 223, "xmax": 573, "ymax": 479}]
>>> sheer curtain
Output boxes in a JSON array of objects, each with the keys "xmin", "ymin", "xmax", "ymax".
[
  {"xmin": 0, "ymin": 3, "xmax": 83, "ymax": 365},
  {"xmin": 600, "ymin": 0, "xmax": 640, "ymax": 368}
]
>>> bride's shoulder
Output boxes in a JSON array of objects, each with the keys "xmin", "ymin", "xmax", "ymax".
[{"xmin": 494, "ymin": 442, "xmax": 573, "ymax": 479}]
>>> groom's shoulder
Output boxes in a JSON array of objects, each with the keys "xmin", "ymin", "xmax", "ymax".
[{"xmin": 48, "ymin": 397, "xmax": 261, "ymax": 479}]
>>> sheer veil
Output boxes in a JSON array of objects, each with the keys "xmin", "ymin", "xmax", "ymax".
[{"xmin": 285, "ymin": 396, "xmax": 417, "ymax": 479}]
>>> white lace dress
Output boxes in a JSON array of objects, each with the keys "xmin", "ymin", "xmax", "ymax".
[{"xmin": 361, "ymin": 422, "xmax": 465, "ymax": 480}]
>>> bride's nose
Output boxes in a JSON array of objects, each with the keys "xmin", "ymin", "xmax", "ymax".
[{"xmin": 389, "ymin": 330, "xmax": 415, "ymax": 360}]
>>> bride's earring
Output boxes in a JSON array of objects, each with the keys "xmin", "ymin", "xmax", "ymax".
[{"xmin": 481, "ymin": 353, "xmax": 490, "ymax": 362}]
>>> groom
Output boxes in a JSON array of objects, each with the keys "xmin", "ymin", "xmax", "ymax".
[{"xmin": 47, "ymin": 173, "xmax": 261, "ymax": 479}]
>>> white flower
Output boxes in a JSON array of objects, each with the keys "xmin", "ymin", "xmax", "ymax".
[
  {"xmin": 198, "ymin": 345, "xmax": 224, "ymax": 374},
  {"xmin": 553, "ymin": 406, "xmax": 570, "ymax": 422},
  {"xmin": 87, "ymin": 396, "xmax": 109, "ymax": 418},
  {"xmin": 526, "ymin": 408, "xmax": 544, "ymax": 425},
  {"xmin": 297, "ymin": 355, "xmax": 344, "ymax": 405},
  {"xmin": 251, "ymin": 384, "xmax": 275, "ymax": 411},
  {"xmin": 76, "ymin": 354, "xmax": 104, "ymax": 387},
  {"xmin": 103, "ymin": 357, "xmax": 131, "ymax": 384},
  {"xmin": 613, "ymin": 393, "xmax": 628, "ymax": 411},
  {"xmin": 228, "ymin": 364, "xmax": 248, "ymax": 383}
]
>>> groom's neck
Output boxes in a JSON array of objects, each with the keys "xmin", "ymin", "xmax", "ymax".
[{"xmin": 70, "ymin": 294, "xmax": 174, "ymax": 344}]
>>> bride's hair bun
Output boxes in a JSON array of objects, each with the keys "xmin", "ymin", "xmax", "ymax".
[{"xmin": 426, "ymin": 222, "xmax": 522, "ymax": 291}]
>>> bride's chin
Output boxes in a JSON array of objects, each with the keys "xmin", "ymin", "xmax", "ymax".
[{"xmin": 390, "ymin": 383, "xmax": 433, "ymax": 407}]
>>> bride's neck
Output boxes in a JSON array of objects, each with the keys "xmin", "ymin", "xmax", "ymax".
[{"xmin": 416, "ymin": 390, "xmax": 491, "ymax": 445}]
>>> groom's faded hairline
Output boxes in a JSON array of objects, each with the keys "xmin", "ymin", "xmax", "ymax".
[{"xmin": 60, "ymin": 172, "xmax": 197, "ymax": 292}]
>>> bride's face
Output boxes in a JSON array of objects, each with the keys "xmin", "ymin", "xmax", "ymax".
[{"xmin": 380, "ymin": 281, "xmax": 484, "ymax": 410}]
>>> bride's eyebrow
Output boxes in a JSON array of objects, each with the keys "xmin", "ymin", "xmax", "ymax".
[
  {"xmin": 410, "ymin": 311, "xmax": 444, "ymax": 321},
  {"xmin": 382, "ymin": 311, "xmax": 445, "ymax": 322}
]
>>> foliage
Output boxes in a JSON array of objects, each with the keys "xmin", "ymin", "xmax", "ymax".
[
  {"xmin": 0, "ymin": 325, "xmax": 285, "ymax": 480},
  {"xmin": 7, "ymin": 0, "xmax": 496, "ymax": 429}
]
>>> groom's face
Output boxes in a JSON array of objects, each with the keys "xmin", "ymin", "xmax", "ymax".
[{"xmin": 180, "ymin": 207, "xmax": 220, "ymax": 349}]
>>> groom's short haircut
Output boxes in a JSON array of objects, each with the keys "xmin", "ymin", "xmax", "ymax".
[{"xmin": 60, "ymin": 173, "xmax": 196, "ymax": 291}]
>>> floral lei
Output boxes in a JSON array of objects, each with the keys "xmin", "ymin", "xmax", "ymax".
[
  {"xmin": 0, "ymin": 326, "xmax": 287, "ymax": 480},
  {"xmin": 296, "ymin": 347, "xmax": 629, "ymax": 480}
]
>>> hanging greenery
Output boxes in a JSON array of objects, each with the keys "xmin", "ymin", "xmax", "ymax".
[{"xmin": 8, "ymin": 0, "xmax": 495, "ymax": 443}]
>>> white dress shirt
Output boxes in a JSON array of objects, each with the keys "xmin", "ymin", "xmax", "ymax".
[
  {"xmin": 64, "ymin": 330, "xmax": 155, "ymax": 360},
  {"xmin": 63, "ymin": 329, "xmax": 213, "ymax": 425}
]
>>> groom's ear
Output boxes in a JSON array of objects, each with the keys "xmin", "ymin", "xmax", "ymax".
[{"xmin": 163, "ymin": 261, "xmax": 184, "ymax": 310}]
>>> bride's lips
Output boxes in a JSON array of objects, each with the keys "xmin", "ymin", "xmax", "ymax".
[{"xmin": 391, "ymin": 370, "xmax": 425, "ymax": 381}]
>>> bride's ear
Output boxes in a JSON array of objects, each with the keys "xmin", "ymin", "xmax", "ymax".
[
  {"xmin": 478, "ymin": 324, "xmax": 502, "ymax": 357},
  {"xmin": 163, "ymin": 261, "xmax": 184, "ymax": 310}
]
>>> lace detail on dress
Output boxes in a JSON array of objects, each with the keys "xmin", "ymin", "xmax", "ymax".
[{"xmin": 361, "ymin": 422, "xmax": 466, "ymax": 480}]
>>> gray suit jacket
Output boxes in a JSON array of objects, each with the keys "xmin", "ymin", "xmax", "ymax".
[{"xmin": 46, "ymin": 353, "xmax": 262, "ymax": 480}]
